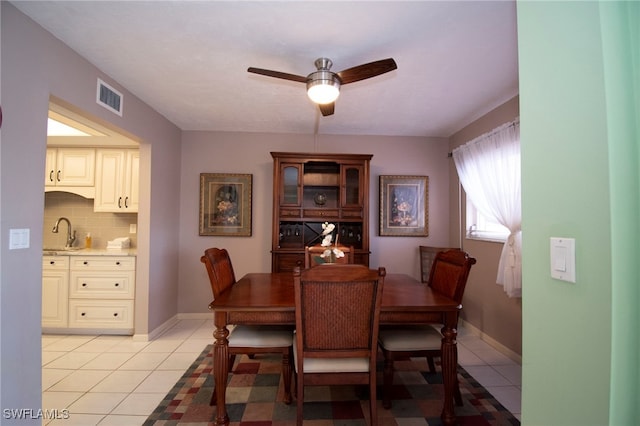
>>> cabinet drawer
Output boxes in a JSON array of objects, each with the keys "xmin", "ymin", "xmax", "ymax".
[
  {"xmin": 341, "ymin": 209, "xmax": 363, "ymax": 219},
  {"xmin": 274, "ymin": 253, "xmax": 304, "ymax": 272},
  {"xmin": 68, "ymin": 299, "xmax": 134, "ymax": 329},
  {"xmin": 303, "ymin": 209, "xmax": 339, "ymax": 219},
  {"xmin": 279, "ymin": 208, "xmax": 301, "ymax": 218},
  {"xmin": 43, "ymin": 256, "xmax": 69, "ymax": 270},
  {"xmin": 70, "ymin": 256, "xmax": 135, "ymax": 271},
  {"xmin": 69, "ymin": 272, "xmax": 135, "ymax": 299}
]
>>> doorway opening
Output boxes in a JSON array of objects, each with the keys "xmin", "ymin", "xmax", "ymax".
[{"xmin": 42, "ymin": 98, "xmax": 147, "ymax": 339}]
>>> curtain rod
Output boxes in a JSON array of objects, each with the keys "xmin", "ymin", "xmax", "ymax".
[{"xmin": 447, "ymin": 116, "xmax": 519, "ymax": 158}]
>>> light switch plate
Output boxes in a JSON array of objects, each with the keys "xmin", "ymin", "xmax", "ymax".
[
  {"xmin": 9, "ymin": 228, "xmax": 30, "ymax": 250},
  {"xmin": 550, "ymin": 237, "xmax": 576, "ymax": 283}
]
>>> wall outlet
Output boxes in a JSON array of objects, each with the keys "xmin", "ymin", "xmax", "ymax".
[{"xmin": 129, "ymin": 224, "xmax": 137, "ymax": 234}]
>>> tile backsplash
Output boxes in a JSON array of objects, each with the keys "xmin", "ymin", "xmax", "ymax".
[{"xmin": 43, "ymin": 192, "xmax": 137, "ymax": 249}]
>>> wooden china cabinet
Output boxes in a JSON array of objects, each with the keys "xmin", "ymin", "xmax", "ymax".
[{"xmin": 270, "ymin": 152, "xmax": 373, "ymax": 272}]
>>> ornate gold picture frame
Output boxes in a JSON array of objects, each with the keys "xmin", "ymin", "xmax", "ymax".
[
  {"xmin": 379, "ymin": 175, "xmax": 428, "ymax": 236},
  {"xmin": 199, "ymin": 173, "xmax": 252, "ymax": 236}
]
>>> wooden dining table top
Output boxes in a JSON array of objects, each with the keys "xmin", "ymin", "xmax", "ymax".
[{"xmin": 210, "ymin": 271, "xmax": 461, "ymax": 318}]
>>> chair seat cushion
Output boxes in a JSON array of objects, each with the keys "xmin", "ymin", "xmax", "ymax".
[
  {"xmin": 378, "ymin": 325, "xmax": 442, "ymax": 351},
  {"xmin": 293, "ymin": 339, "xmax": 369, "ymax": 373},
  {"xmin": 229, "ymin": 325, "xmax": 293, "ymax": 348}
]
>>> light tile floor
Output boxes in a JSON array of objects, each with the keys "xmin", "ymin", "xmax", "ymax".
[{"xmin": 42, "ymin": 319, "xmax": 521, "ymax": 425}]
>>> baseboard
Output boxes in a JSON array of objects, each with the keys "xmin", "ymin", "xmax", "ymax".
[
  {"xmin": 42, "ymin": 327, "xmax": 132, "ymax": 336},
  {"xmin": 133, "ymin": 315, "xmax": 180, "ymax": 342},
  {"xmin": 459, "ymin": 319, "xmax": 522, "ymax": 364},
  {"xmin": 177, "ymin": 312, "xmax": 211, "ymax": 320}
]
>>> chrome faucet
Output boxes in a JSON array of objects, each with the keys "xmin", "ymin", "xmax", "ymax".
[{"xmin": 52, "ymin": 217, "xmax": 76, "ymax": 248}]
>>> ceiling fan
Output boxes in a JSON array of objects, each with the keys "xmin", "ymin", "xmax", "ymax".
[{"xmin": 247, "ymin": 57, "xmax": 397, "ymax": 116}]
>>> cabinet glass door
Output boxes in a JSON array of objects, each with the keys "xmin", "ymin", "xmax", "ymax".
[
  {"xmin": 281, "ymin": 164, "xmax": 301, "ymax": 206},
  {"xmin": 342, "ymin": 165, "xmax": 363, "ymax": 207}
]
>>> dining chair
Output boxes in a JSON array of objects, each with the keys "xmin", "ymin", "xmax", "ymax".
[
  {"xmin": 418, "ymin": 245, "xmax": 460, "ymax": 373},
  {"xmin": 293, "ymin": 264, "xmax": 385, "ymax": 426},
  {"xmin": 201, "ymin": 247, "xmax": 294, "ymax": 405},
  {"xmin": 419, "ymin": 245, "xmax": 459, "ymax": 284},
  {"xmin": 304, "ymin": 244, "xmax": 354, "ymax": 268},
  {"xmin": 378, "ymin": 248, "xmax": 476, "ymax": 409}
]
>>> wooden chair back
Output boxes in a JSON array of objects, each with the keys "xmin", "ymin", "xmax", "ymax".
[
  {"xmin": 293, "ymin": 264, "xmax": 385, "ymax": 425},
  {"xmin": 201, "ymin": 248, "xmax": 236, "ymax": 300},
  {"xmin": 201, "ymin": 247, "xmax": 294, "ymax": 406},
  {"xmin": 304, "ymin": 244, "xmax": 354, "ymax": 268},
  {"xmin": 427, "ymin": 249, "xmax": 476, "ymax": 304},
  {"xmin": 294, "ymin": 264, "xmax": 385, "ymax": 360},
  {"xmin": 419, "ymin": 245, "xmax": 459, "ymax": 284}
]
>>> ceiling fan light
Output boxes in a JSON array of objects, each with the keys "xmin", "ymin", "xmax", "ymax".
[{"xmin": 306, "ymin": 71, "xmax": 340, "ymax": 104}]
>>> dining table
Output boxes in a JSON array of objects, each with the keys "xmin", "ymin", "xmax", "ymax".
[{"xmin": 209, "ymin": 271, "xmax": 461, "ymax": 425}]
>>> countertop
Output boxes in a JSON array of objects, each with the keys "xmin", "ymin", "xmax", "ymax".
[{"xmin": 43, "ymin": 248, "xmax": 137, "ymax": 257}]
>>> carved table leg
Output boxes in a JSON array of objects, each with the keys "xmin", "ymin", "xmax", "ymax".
[
  {"xmin": 282, "ymin": 347, "xmax": 292, "ymax": 404},
  {"xmin": 382, "ymin": 357, "xmax": 394, "ymax": 409},
  {"xmin": 213, "ymin": 311, "xmax": 230, "ymax": 425},
  {"xmin": 440, "ymin": 311, "xmax": 458, "ymax": 426}
]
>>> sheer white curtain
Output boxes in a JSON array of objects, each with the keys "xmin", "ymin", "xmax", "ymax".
[{"xmin": 452, "ymin": 119, "xmax": 521, "ymax": 297}]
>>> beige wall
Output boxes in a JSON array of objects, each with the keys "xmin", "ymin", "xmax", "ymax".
[
  {"xmin": 177, "ymin": 132, "xmax": 451, "ymax": 313},
  {"xmin": 448, "ymin": 96, "xmax": 522, "ymax": 357}
]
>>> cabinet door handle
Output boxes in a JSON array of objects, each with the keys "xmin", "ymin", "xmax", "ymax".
[
  {"xmin": 113, "ymin": 313, "xmax": 118, "ymax": 317},
  {"xmin": 118, "ymin": 197, "xmax": 122, "ymax": 208},
  {"xmin": 114, "ymin": 283, "xmax": 119, "ymax": 287},
  {"xmin": 83, "ymin": 261, "xmax": 89, "ymax": 265},
  {"xmin": 50, "ymin": 261, "xmax": 55, "ymax": 265},
  {"xmin": 115, "ymin": 261, "xmax": 121, "ymax": 265},
  {"xmin": 82, "ymin": 283, "xmax": 87, "ymax": 287},
  {"xmin": 124, "ymin": 197, "xmax": 129, "ymax": 208},
  {"xmin": 81, "ymin": 312, "xmax": 86, "ymax": 316},
  {"xmin": 49, "ymin": 170, "xmax": 54, "ymax": 182},
  {"xmin": 56, "ymin": 170, "xmax": 61, "ymax": 182}
]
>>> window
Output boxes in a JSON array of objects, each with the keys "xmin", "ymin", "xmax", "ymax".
[
  {"xmin": 452, "ymin": 117, "xmax": 521, "ymax": 297},
  {"xmin": 466, "ymin": 201, "xmax": 510, "ymax": 242}
]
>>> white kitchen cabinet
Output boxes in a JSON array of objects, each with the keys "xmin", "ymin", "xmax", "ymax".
[
  {"xmin": 68, "ymin": 256, "xmax": 135, "ymax": 331},
  {"xmin": 41, "ymin": 253, "xmax": 136, "ymax": 335},
  {"xmin": 45, "ymin": 148, "xmax": 95, "ymax": 188},
  {"xmin": 42, "ymin": 256, "xmax": 69, "ymax": 329},
  {"xmin": 94, "ymin": 149, "xmax": 139, "ymax": 212}
]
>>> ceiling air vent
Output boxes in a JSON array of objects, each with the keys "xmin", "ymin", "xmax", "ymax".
[{"xmin": 96, "ymin": 78, "xmax": 123, "ymax": 116}]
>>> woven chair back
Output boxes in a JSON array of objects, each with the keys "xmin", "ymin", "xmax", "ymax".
[{"xmin": 294, "ymin": 264, "xmax": 385, "ymax": 357}]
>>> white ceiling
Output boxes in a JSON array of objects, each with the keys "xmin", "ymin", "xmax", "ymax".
[{"xmin": 12, "ymin": 0, "xmax": 519, "ymax": 138}]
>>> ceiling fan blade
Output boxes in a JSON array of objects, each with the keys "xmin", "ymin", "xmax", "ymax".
[
  {"xmin": 247, "ymin": 67, "xmax": 307, "ymax": 83},
  {"xmin": 318, "ymin": 102, "xmax": 335, "ymax": 117},
  {"xmin": 336, "ymin": 58, "xmax": 397, "ymax": 84}
]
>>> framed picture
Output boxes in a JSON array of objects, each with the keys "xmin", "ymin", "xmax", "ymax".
[
  {"xmin": 379, "ymin": 175, "xmax": 428, "ymax": 236},
  {"xmin": 199, "ymin": 173, "xmax": 252, "ymax": 236}
]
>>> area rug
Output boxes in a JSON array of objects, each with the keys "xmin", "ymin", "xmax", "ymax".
[{"xmin": 144, "ymin": 345, "xmax": 520, "ymax": 425}]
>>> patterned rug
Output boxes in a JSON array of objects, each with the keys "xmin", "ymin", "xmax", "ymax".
[{"xmin": 144, "ymin": 345, "xmax": 520, "ymax": 425}]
